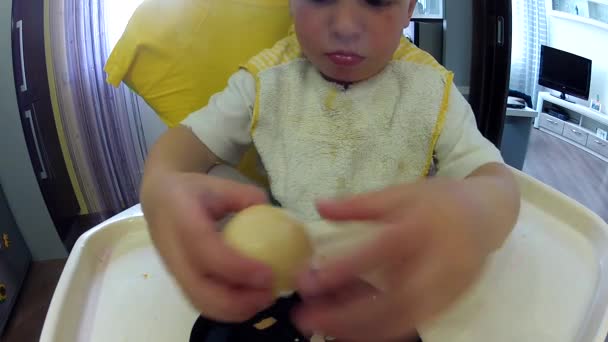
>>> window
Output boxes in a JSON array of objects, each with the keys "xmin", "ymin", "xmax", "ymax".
[
  {"xmin": 104, "ymin": 0, "xmax": 145, "ymax": 49},
  {"xmin": 509, "ymin": 0, "xmax": 548, "ymax": 104}
]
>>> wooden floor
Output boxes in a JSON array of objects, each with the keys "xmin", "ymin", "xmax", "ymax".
[
  {"xmin": 523, "ymin": 129, "xmax": 608, "ymax": 222},
  {"xmin": 1, "ymin": 260, "xmax": 66, "ymax": 342}
]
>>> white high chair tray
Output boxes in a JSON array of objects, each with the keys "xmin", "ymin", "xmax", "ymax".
[{"xmin": 40, "ymin": 170, "xmax": 608, "ymax": 342}]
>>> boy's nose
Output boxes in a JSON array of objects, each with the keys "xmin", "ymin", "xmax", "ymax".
[{"xmin": 329, "ymin": 2, "xmax": 364, "ymax": 44}]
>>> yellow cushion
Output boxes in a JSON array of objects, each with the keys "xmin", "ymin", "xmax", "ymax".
[
  {"xmin": 105, "ymin": 0, "xmax": 291, "ymax": 127},
  {"xmin": 105, "ymin": 0, "xmax": 291, "ymax": 184}
]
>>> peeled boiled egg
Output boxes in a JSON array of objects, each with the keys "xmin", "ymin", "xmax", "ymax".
[{"xmin": 223, "ymin": 205, "xmax": 313, "ymax": 296}]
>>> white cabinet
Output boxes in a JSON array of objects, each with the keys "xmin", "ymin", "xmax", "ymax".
[
  {"xmin": 539, "ymin": 113, "xmax": 565, "ymax": 134},
  {"xmin": 412, "ymin": 0, "xmax": 444, "ymax": 19},
  {"xmin": 535, "ymin": 92, "xmax": 608, "ymax": 162},
  {"xmin": 563, "ymin": 122, "xmax": 589, "ymax": 146},
  {"xmin": 587, "ymin": 136, "xmax": 608, "ymax": 158}
]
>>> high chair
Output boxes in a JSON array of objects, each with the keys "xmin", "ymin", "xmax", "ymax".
[{"xmin": 41, "ymin": 1, "xmax": 608, "ymax": 340}]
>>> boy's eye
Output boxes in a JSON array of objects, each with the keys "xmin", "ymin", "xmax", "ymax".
[
  {"xmin": 364, "ymin": 0, "xmax": 394, "ymax": 7},
  {"xmin": 306, "ymin": 0, "xmax": 394, "ymax": 7}
]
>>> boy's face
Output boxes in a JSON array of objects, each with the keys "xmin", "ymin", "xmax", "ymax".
[{"xmin": 290, "ymin": 0, "xmax": 416, "ymax": 84}]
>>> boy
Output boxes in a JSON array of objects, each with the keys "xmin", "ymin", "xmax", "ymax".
[{"xmin": 140, "ymin": 0, "xmax": 520, "ymax": 340}]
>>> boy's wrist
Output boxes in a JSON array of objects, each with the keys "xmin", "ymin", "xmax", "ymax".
[{"xmin": 462, "ymin": 164, "xmax": 520, "ymax": 253}]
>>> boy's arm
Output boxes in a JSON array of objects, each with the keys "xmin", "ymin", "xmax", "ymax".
[
  {"xmin": 139, "ymin": 70, "xmax": 275, "ymax": 323},
  {"xmin": 462, "ymin": 163, "xmax": 520, "ymax": 253},
  {"xmin": 435, "ymin": 84, "xmax": 520, "ymax": 251},
  {"xmin": 180, "ymin": 69, "xmax": 257, "ymax": 166},
  {"xmin": 142, "ymin": 68, "xmax": 257, "ymax": 192},
  {"xmin": 141, "ymin": 126, "xmax": 220, "ymax": 185},
  {"xmin": 290, "ymin": 86, "xmax": 520, "ymax": 339}
]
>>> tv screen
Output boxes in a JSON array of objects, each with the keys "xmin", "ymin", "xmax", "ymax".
[{"xmin": 539, "ymin": 45, "xmax": 592, "ymax": 100}]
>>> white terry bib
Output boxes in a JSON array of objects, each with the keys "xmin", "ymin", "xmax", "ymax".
[{"xmin": 252, "ymin": 59, "xmax": 448, "ymax": 227}]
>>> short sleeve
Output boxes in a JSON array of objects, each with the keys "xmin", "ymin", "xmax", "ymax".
[
  {"xmin": 181, "ymin": 70, "xmax": 256, "ymax": 166},
  {"xmin": 435, "ymin": 84, "xmax": 504, "ymax": 179}
]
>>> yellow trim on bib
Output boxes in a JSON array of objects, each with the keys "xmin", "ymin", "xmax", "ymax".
[
  {"xmin": 423, "ymin": 72, "xmax": 454, "ymax": 176},
  {"xmin": 242, "ymin": 34, "xmax": 302, "ymax": 76},
  {"xmin": 391, "ymin": 38, "xmax": 452, "ymax": 177},
  {"xmin": 244, "ymin": 34, "xmax": 302, "ymax": 135},
  {"xmin": 250, "ymin": 77, "xmax": 263, "ymax": 135},
  {"xmin": 237, "ymin": 147, "xmax": 270, "ymax": 187}
]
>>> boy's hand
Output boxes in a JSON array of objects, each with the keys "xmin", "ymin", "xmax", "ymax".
[
  {"xmin": 141, "ymin": 171, "xmax": 275, "ymax": 322},
  {"xmin": 294, "ymin": 164, "xmax": 519, "ymax": 341}
]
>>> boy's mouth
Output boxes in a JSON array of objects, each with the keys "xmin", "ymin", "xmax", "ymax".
[{"xmin": 325, "ymin": 51, "xmax": 365, "ymax": 67}]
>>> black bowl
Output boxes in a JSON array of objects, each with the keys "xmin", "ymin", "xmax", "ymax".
[{"xmin": 190, "ymin": 293, "xmax": 307, "ymax": 342}]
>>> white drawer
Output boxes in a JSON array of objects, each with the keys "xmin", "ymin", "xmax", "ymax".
[
  {"xmin": 563, "ymin": 123, "xmax": 589, "ymax": 146},
  {"xmin": 586, "ymin": 137, "xmax": 608, "ymax": 158},
  {"xmin": 539, "ymin": 113, "xmax": 564, "ymax": 134}
]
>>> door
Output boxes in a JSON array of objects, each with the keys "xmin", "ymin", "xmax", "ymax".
[
  {"xmin": 11, "ymin": 0, "xmax": 80, "ymax": 243},
  {"xmin": 20, "ymin": 99, "xmax": 80, "ymax": 238},
  {"xmin": 469, "ymin": 0, "xmax": 513, "ymax": 147},
  {"xmin": 11, "ymin": 0, "xmax": 48, "ymax": 105}
]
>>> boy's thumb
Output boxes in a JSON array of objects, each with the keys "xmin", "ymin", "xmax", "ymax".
[
  {"xmin": 206, "ymin": 179, "xmax": 269, "ymax": 214},
  {"xmin": 316, "ymin": 189, "xmax": 401, "ymax": 222}
]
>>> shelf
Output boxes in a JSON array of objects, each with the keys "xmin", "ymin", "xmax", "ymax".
[
  {"xmin": 538, "ymin": 93, "xmax": 608, "ymax": 126},
  {"xmin": 412, "ymin": 13, "xmax": 444, "ymax": 20},
  {"xmin": 411, "ymin": 0, "xmax": 443, "ymax": 20},
  {"xmin": 588, "ymin": 0, "xmax": 608, "ymax": 6},
  {"xmin": 548, "ymin": 10, "xmax": 608, "ymax": 31}
]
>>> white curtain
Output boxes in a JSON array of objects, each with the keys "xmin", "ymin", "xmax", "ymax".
[
  {"xmin": 48, "ymin": 0, "xmax": 146, "ymax": 215},
  {"xmin": 510, "ymin": 0, "xmax": 548, "ymax": 107}
]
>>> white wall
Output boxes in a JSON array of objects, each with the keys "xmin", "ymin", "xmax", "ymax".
[
  {"xmin": 547, "ymin": 15, "xmax": 608, "ymax": 114},
  {"xmin": 444, "ymin": 0, "xmax": 473, "ymax": 95},
  {"xmin": 138, "ymin": 97, "xmax": 167, "ymax": 152}
]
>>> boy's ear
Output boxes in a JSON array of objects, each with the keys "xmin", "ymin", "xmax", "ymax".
[
  {"xmin": 403, "ymin": 0, "xmax": 417, "ymax": 28},
  {"xmin": 408, "ymin": 0, "xmax": 418, "ymax": 15}
]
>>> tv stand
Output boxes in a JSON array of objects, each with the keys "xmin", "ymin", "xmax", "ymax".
[
  {"xmin": 534, "ymin": 92, "xmax": 608, "ymax": 163},
  {"xmin": 551, "ymin": 92, "xmax": 575, "ymax": 103}
]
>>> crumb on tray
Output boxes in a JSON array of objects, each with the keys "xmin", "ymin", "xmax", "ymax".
[{"xmin": 253, "ymin": 317, "xmax": 277, "ymax": 330}]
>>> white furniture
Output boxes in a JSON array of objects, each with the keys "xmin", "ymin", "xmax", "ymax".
[
  {"xmin": 548, "ymin": 6, "xmax": 608, "ymax": 32},
  {"xmin": 40, "ymin": 167, "xmax": 608, "ymax": 342},
  {"xmin": 535, "ymin": 92, "xmax": 608, "ymax": 162},
  {"xmin": 507, "ymin": 106, "xmax": 537, "ymax": 118}
]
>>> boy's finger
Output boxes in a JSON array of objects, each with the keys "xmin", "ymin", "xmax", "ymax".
[
  {"xmin": 173, "ymin": 186, "xmax": 272, "ymax": 289},
  {"xmin": 199, "ymin": 232, "xmax": 275, "ymax": 288},
  {"xmin": 180, "ymin": 257, "xmax": 274, "ymax": 322},
  {"xmin": 298, "ymin": 222, "xmax": 423, "ymax": 296},
  {"xmin": 294, "ymin": 289, "xmax": 415, "ymax": 341},
  {"xmin": 316, "ymin": 186, "xmax": 410, "ymax": 222},
  {"xmin": 203, "ymin": 179, "xmax": 269, "ymax": 219},
  {"xmin": 175, "ymin": 197, "xmax": 274, "ymax": 289},
  {"xmin": 190, "ymin": 283, "xmax": 272, "ymax": 323},
  {"xmin": 159, "ymin": 234, "xmax": 274, "ymax": 323},
  {"xmin": 181, "ymin": 222, "xmax": 274, "ymax": 288}
]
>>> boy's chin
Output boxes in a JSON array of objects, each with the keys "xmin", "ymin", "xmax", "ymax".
[{"xmin": 320, "ymin": 70, "xmax": 369, "ymax": 86}]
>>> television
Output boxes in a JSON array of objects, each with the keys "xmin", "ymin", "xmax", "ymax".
[{"xmin": 539, "ymin": 45, "xmax": 592, "ymax": 101}]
